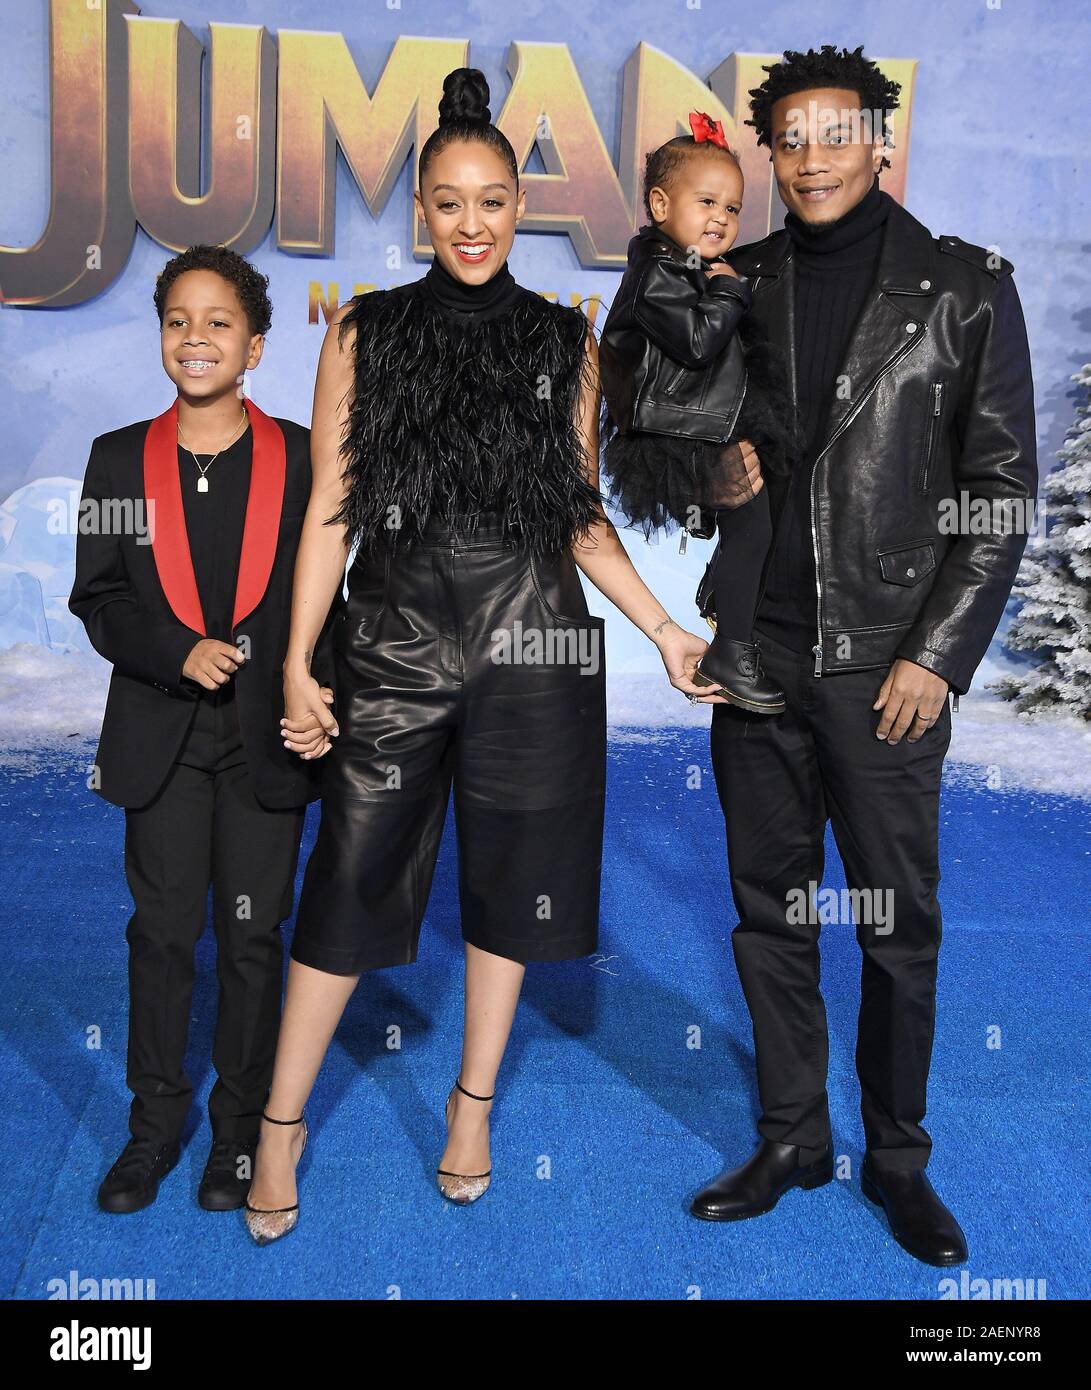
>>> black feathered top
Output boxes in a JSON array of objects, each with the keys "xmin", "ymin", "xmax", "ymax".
[{"xmin": 326, "ymin": 274, "xmax": 603, "ymax": 558}]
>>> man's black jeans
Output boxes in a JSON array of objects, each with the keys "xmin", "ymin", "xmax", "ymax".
[{"xmin": 710, "ymin": 627, "xmax": 952, "ymax": 1170}]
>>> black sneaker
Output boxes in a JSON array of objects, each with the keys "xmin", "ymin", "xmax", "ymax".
[
  {"xmin": 198, "ymin": 1138, "xmax": 256, "ymax": 1211},
  {"xmin": 98, "ymin": 1137, "xmax": 181, "ymax": 1214}
]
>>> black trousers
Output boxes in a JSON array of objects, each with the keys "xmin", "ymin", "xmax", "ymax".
[
  {"xmin": 121, "ymin": 685, "xmax": 305, "ymax": 1146},
  {"xmin": 710, "ymin": 628, "xmax": 952, "ymax": 1170},
  {"xmin": 710, "ymin": 488, "xmax": 773, "ymax": 643}
]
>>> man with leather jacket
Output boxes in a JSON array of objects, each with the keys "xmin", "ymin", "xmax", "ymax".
[{"xmin": 689, "ymin": 46, "xmax": 1038, "ymax": 1267}]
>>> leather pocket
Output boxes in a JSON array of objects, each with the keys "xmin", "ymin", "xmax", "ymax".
[
  {"xmin": 345, "ymin": 544, "xmax": 391, "ymax": 634},
  {"xmin": 529, "ymin": 551, "xmax": 605, "ymax": 626},
  {"xmin": 876, "ymin": 539, "xmax": 936, "ymax": 587}
]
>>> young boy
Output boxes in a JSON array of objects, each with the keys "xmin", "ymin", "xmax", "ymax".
[{"xmin": 70, "ymin": 245, "xmax": 344, "ymax": 1214}]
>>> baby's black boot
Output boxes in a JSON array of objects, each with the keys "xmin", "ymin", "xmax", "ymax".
[{"xmin": 693, "ymin": 636, "xmax": 785, "ymax": 714}]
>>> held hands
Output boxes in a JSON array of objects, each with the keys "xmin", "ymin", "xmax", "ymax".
[
  {"xmin": 873, "ymin": 659, "xmax": 949, "ymax": 744},
  {"xmin": 654, "ymin": 619, "xmax": 729, "ymax": 705},
  {"xmin": 705, "ymin": 262, "xmax": 739, "ymax": 279},
  {"xmin": 183, "ymin": 638, "xmax": 245, "ymax": 690},
  {"xmin": 716, "ymin": 439, "xmax": 764, "ymax": 508},
  {"xmin": 281, "ymin": 669, "xmax": 338, "ymax": 760}
]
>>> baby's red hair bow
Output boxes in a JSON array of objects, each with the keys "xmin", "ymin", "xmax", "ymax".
[{"xmin": 688, "ymin": 110, "xmax": 729, "ymax": 150}]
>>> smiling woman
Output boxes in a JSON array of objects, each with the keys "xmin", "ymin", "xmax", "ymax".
[
  {"xmin": 239, "ymin": 66, "xmax": 720, "ymax": 1243},
  {"xmin": 414, "ymin": 66, "xmax": 523, "ymax": 282}
]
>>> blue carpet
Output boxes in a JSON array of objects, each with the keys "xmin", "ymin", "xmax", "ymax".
[{"xmin": 2, "ymin": 733, "xmax": 1088, "ymax": 1300}]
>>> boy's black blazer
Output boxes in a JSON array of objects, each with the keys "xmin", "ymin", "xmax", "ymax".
[{"xmin": 69, "ymin": 399, "xmax": 346, "ymax": 810}]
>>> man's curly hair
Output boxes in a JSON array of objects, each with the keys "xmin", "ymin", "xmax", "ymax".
[
  {"xmin": 153, "ymin": 244, "xmax": 272, "ymax": 337},
  {"xmin": 745, "ymin": 45, "xmax": 902, "ymax": 171}
]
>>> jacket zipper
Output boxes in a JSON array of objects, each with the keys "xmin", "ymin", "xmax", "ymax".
[
  {"xmin": 810, "ymin": 455, "xmax": 824, "ymax": 675},
  {"xmin": 810, "ymin": 330, "xmax": 923, "ymax": 677},
  {"xmin": 918, "ymin": 381, "xmax": 943, "ymax": 493},
  {"xmin": 726, "ymin": 375, "xmax": 748, "ymax": 442}
]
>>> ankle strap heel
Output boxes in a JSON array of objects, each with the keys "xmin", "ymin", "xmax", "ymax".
[
  {"xmin": 244, "ymin": 1111, "xmax": 308, "ymax": 1234},
  {"xmin": 260, "ymin": 1110, "xmax": 307, "ymax": 1159},
  {"xmin": 437, "ymin": 1078, "xmax": 495, "ymax": 1203},
  {"xmin": 453, "ymin": 1079, "xmax": 494, "ymax": 1103}
]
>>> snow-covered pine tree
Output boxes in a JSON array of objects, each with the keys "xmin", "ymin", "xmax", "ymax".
[{"xmin": 991, "ymin": 363, "xmax": 1091, "ymax": 718}]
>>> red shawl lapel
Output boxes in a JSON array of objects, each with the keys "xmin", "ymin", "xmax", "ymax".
[{"xmin": 142, "ymin": 396, "xmax": 287, "ymax": 635}]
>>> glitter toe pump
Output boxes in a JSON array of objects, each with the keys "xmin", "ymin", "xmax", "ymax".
[
  {"xmin": 437, "ymin": 1079, "xmax": 494, "ymax": 1205},
  {"xmin": 243, "ymin": 1111, "xmax": 307, "ymax": 1245}
]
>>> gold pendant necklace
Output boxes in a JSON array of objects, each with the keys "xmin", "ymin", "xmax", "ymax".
[{"xmin": 178, "ymin": 408, "xmax": 248, "ymax": 492}]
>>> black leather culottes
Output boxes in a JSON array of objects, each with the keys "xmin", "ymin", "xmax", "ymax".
[{"xmin": 289, "ymin": 513, "xmax": 607, "ymax": 975}]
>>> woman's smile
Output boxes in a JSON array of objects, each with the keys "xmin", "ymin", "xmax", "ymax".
[{"xmin": 452, "ymin": 241, "xmax": 494, "ymax": 263}]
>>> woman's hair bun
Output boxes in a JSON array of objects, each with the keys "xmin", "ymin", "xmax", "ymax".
[
  {"xmin": 438, "ymin": 67, "xmax": 492, "ymax": 126},
  {"xmin": 419, "ymin": 66, "xmax": 518, "ymax": 184}
]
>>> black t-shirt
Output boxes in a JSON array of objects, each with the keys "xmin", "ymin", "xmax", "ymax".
[{"xmin": 177, "ymin": 425, "xmax": 253, "ymax": 653}]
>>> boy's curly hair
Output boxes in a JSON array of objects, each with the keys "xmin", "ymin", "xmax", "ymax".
[
  {"xmin": 745, "ymin": 45, "xmax": 902, "ymax": 171},
  {"xmin": 153, "ymin": 244, "xmax": 272, "ymax": 337}
]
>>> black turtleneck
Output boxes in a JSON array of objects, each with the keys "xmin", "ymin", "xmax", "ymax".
[
  {"xmin": 786, "ymin": 174, "xmax": 889, "ymax": 451},
  {"xmin": 756, "ymin": 176, "xmax": 891, "ymax": 655},
  {"xmin": 419, "ymin": 253, "xmax": 523, "ymax": 321}
]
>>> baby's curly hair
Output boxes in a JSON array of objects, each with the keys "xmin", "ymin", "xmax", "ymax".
[
  {"xmin": 153, "ymin": 244, "xmax": 272, "ymax": 337},
  {"xmin": 745, "ymin": 45, "xmax": 901, "ymax": 171},
  {"xmin": 642, "ymin": 136, "xmax": 741, "ymax": 223}
]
